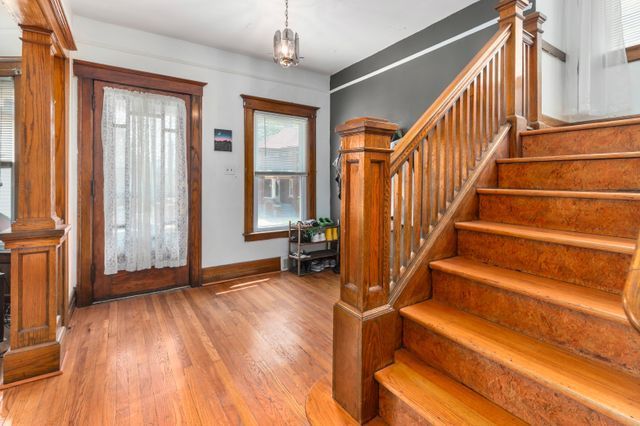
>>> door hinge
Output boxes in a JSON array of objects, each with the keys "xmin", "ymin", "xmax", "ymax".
[{"xmin": 90, "ymin": 263, "xmax": 96, "ymax": 284}]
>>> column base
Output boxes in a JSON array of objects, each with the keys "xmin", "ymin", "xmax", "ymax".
[{"xmin": 3, "ymin": 337, "xmax": 61, "ymax": 384}]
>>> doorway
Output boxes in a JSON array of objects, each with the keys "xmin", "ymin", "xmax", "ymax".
[{"xmin": 75, "ymin": 61, "xmax": 205, "ymax": 304}]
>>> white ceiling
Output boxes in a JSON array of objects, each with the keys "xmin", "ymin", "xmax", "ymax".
[{"xmin": 67, "ymin": 0, "xmax": 478, "ymax": 75}]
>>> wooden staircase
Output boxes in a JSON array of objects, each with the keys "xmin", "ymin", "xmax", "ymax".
[
  {"xmin": 306, "ymin": 1, "xmax": 640, "ymax": 424},
  {"xmin": 376, "ymin": 121, "xmax": 640, "ymax": 425}
]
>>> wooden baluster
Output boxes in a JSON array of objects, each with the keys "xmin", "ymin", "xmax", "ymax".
[
  {"xmin": 333, "ymin": 117, "xmax": 398, "ymax": 423},
  {"xmin": 476, "ymin": 71, "xmax": 485, "ymax": 156},
  {"xmin": 484, "ymin": 65, "xmax": 490, "ymax": 149},
  {"xmin": 452, "ymin": 101, "xmax": 461, "ymax": 194},
  {"xmin": 412, "ymin": 145, "xmax": 422, "ymax": 253},
  {"xmin": 393, "ymin": 172, "xmax": 402, "ymax": 282},
  {"xmin": 422, "ymin": 132, "xmax": 431, "ymax": 237},
  {"xmin": 446, "ymin": 108, "xmax": 454, "ymax": 203},
  {"xmin": 524, "ymin": 12, "xmax": 547, "ymax": 129},
  {"xmin": 488, "ymin": 60, "xmax": 495, "ymax": 139},
  {"xmin": 470, "ymin": 78, "xmax": 478, "ymax": 163},
  {"xmin": 437, "ymin": 122, "xmax": 446, "ymax": 215},
  {"xmin": 497, "ymin": 0, "xmax": 529, "ymax": 157},
  {"xmin": 496, "ymin": 48, "xmax": 503, "ymax": 125},
  {"xmin": 402, "ymin": 158, "xmax": 413, "ymax": 268},
  {"xmin": 462, "ymin": 89, "xmax": 471, "ymax": 175},
  {"xmin": 428, "ymin": 130, "xmax": 437, "ymax": 229}
]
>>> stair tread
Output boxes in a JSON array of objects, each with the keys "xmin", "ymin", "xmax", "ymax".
[
  {"xmin": 430, "ymin": 256, "xmax": 627, "ymax": 324},
  {"xmin": 496, "ymin": 151, "xmax": 640, "ymax": 164},
  {"xmin": 455, "ymin": 221, "xmax": 636, "ymax": 255},
  {"xmin": 476, "ymin": 188, "xmax": 640, "ymax": 200},
  {"xmin": 521, "ymin": 116, "xmax": 640, "ymax": 137},
  {"xmin": 400, "ymin": 302, "xmax": 640, "ymax": 424},
  {"xmin": 376, "ymin": 350, "xmax": 526, "ymax": 425}
]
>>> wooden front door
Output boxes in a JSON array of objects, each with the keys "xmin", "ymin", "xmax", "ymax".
[{"xmin": 91, "ymin": 80, "xmax": 190, "ymax": 300}]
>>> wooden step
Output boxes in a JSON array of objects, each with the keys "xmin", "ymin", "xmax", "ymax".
[
  {"xmin": 455, "ymin": 221, "xmax": 635, "ymax": 294},
  {"xmin": 430, "ymin": 256, "xmax": 640, "ymax": 376},
  {"xmin": 522, "ymin": 117, "xmax": 640, "ymax": 157},
  {"xmin": 375, "ymin": 350, "xmax": 526, "ymax": 425},
  {"xmin": 477, "ymin": 188, "xmax": 640, "ymax": 238},
  {"xmin": 497, "ymin": 152, "xmax": 640, "ymax": 191},
  {"xmin": 401, "ymin": 301, "xmax": 640, "ymax": 425}
]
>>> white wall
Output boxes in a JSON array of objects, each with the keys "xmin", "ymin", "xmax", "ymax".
[{"xmin": 67, "ymin": 16, "xmax": 331, "ymax": 294}]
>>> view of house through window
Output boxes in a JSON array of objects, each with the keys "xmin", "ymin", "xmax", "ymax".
[
  {"xmin": 253, "ymin": 110, "xmax": 308, "ymax": 231},
  {"xmin": 0, "ymin": 76, "xmax": 14, "ymax": 229}
]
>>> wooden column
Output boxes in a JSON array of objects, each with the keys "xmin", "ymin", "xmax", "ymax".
[
  {"xmin": 497, "ymin": 0, "xmax": 529, "ymax": 156},
  {"xmin": 524, "ymin": 12, "xmax": 547, "ymax": 129},
  {"xmin": 0, "ymin": 25, "xmax": 69, "ymax": 385},
  {"xmin": 333, "ymin": 117, "xmax": 399, "ymax": 423}
]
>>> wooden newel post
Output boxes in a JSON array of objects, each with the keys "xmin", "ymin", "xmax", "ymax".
[
  {"xmin": 333, "ymin": 117, "xmax": 398, "ymax": 423},
  {"xmin": 497, "ymin": 0, "xmax": 529, "ymax": 157},
  {"xmin": 524, "ymin": 11, "xmax": 547, "ymax": 129},
  {"xmin": 0, "ymin": 26, "xmax": 69, "ymax": 385}
]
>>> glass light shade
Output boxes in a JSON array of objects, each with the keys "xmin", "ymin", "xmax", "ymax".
[{"xmin": 273, "ymin": 28, "xmax": 300, "ymax": 68}]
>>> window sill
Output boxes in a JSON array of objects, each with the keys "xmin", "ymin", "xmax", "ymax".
[
  {"xmin": 628, "ymin": 44, "xmax": 640, "ymax": 63},
  {"xmin": 244, "ymin": 230, "xmax": 289, "ymax": 242}
]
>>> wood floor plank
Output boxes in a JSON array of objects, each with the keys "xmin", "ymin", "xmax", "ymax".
[{"xmin": 0, "ymin": 271, "xmax": 339, "ymax": 425}]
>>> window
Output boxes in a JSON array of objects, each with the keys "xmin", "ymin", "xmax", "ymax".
[
  {"xmin": 0, "ymin": 75, "xmax": 16, "ymax": 229},
  {"xmin": 622, "ymin": 0, "xmax": 640, "ymax": 61},
  {"xmin": 242, "ymin": 95, "xmax": 317, "ymax": 241}
]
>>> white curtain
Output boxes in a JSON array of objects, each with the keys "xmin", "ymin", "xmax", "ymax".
[
  {"xmin": 564, "ymin": 0, "xmax": 632, "ymax": 120},
  {"xmin": 102, "ymin": 87, "xmax": 188, "ymax": 275}
]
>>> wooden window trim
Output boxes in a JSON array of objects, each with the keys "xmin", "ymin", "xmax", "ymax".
[
  {"xmin": 74, "ymin": 61, "xmax": 206, "ymax": 306},
  {"xmin": 627, "ymin": 44, "xmax": 640, "ymax": 63},
  {"xmin": 241, "ymin": 94, "xmax": 318, "ymax": 242}
]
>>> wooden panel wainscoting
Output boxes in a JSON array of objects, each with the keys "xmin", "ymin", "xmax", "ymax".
[
  {"xmin": 623, "ymin": 230, "xmax": 640, "ymax": 332},
  {"xmin": 201, "ymin": 257, "xmax": 282, "ymax": 285},
  {"xmin": 74, "ymin": 61, "xmax": 206, "ymax": 305}
]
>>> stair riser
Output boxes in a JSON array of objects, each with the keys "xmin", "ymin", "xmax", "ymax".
[
  {"xmin": 403, "ymin": 320, "xmax": 620, "ymax": 425},
  {"xmin": 457, "ymin": 230, "xmax": 630, "ymax": 294},
  {"xmin": 522, "ymin": 123, "xmax": 640, "ymax": 157},
  {"xmin": 432, "ymin": 270, "xmax": 640, "ymax": 376},
  {"xmin": 479, "ymin": 194, "xmax": 640, "ymax": 239},
  {"xmin": 498, "ymin": 158, "xmax": 640, "ymax": 191},
  {"xmin": 379, "ymin": 387, "xmax": 431, "ymax": 425}
]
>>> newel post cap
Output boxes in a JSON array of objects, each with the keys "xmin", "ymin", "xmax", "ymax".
[{"xmin": 335, "ymin": 117, "xmax": 399, "ymax": 137}]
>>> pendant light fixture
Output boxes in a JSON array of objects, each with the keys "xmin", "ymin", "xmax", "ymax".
[{"xmin": 273, "ymin": 0, "xmax": 301, "ymax": 68}]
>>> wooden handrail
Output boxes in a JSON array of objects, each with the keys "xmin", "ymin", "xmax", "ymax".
[
  {"xmin": 623, "ymin": 232, "xmax": 640, "ymax": 332},
  {"xmin": 391, "ymin": 26, "xmax": 512, "ymax": 172}
]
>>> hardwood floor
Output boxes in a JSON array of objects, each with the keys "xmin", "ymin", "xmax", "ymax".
[{"xmin": 0, "ymin": 271, "xmax": 339, "ymax": 425}]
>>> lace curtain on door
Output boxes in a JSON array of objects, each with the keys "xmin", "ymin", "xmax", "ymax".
[{"xmin": 102, "ymin": 87, "xmax": 188, "ymax": 275}]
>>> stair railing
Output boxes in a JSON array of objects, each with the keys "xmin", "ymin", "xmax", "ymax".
[
  {"xmin": 624, "ymin": 232, "xmax": 640, "ymax": 332},
  {"xmin": 388, "ymin": 26, "xmax": 511, "ymax": 290},
  {"xmin": 331, "ymin": 1, "xmax": 533, "ymax": 423}
]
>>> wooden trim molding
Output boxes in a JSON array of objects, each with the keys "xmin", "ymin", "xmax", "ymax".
[
  {"xmin": 627, "ymin": 44, "xmax": 640, "ymax": 63},
  {"xmin": 202, "ymin": 257, "xmax": 281, "ymax": 285},
  {"xmin": 3, "ymin": 0, "xmax": 77, "ymax": 55},
  {"xmin": 542, "ymin": 40, "xmax": 566, "ymax": 62},
  {"xmin": 73, "ymin": 61, "xmax": 206, "ymax": 96},
  {"xmin": 241, "ymin": 94, "xmax": 318, "ymax": 242},
  {"xmin": 74, "ymin": 61, "xmax": 207, "ymax": 305}
]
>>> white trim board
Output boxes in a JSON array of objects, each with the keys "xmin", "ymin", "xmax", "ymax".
[{"xmin": 330, "ymin": 19, "xmax": 499, "ymax": 94}]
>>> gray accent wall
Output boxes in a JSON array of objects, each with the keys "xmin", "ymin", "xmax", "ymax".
[{"xmin": 329, "ymin": 0, "xmax": 505, "ymax": 218}]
